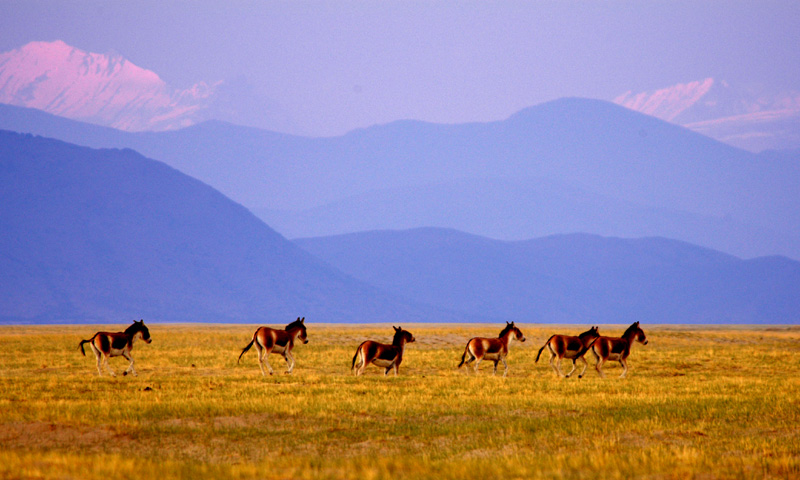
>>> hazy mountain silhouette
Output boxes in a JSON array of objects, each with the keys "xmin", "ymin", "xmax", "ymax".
[
  {"xmin": 0, "ymin": 131, "xmax": 447, "ymax": 324},
  {"xmin": 0, "ymin": 99, "xmax": 797, "ymax": 259},
  {"xmin": 296, "ymin": 228, "xmax": 800, "ymax": 324}
]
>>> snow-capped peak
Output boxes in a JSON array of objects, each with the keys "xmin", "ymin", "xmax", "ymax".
[
  {"xmin": 614, "ymin": 78, "xmax": 800, "ymax": 152},
  {"xmin": 614, "ymin": 78, "xmax": 715, "ymax": 122},
  {"xmin": 0, "ymin": 40, "xmax": 216, "ymax": 131}
]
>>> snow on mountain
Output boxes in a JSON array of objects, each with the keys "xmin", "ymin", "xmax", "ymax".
[
  {"xmin": 614, "ymin": 78, "xmax": 715, "ymax": 122},
  {"xmin": 0, "ymin": 40, "xmax": 216, "ymax": 131},
  {"xmin": 614, "ymin": 78, "xmax": 800, "ymax": 151}
]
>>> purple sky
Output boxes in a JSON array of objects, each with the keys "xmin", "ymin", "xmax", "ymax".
[{"xmin": 2, "ymin": 1, "xmax": 799, "ymax": 136}]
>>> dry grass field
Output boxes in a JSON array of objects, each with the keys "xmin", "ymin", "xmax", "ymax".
[{"xmin": 0, "ymin": 323, "xmax": 798, "ymax": 479}]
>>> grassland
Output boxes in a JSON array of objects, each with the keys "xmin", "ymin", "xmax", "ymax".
[{"xmin": 0, "ymin": 323, "xmax": 798, "ymax": 479}]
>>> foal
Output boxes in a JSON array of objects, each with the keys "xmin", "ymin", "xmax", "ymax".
[
  {"xmin": 238, "ymin": 317, "xmax": 308, "ymax": 375},
  {"xmin": 79, "ymin": 319, "xmax": 152, "ymax": 376},
  {"xmin": 351, "ymin": 326, "xmax": 415, "ymax": 376},
  {"xmin": 457, "ymin": 321, "xmax": 526, "ymax": 376},
  {"xmin": 535, "ymin": 326, "xmax": 600, "ymax": 378},
  {"xmin": 590, "ymin": 321, "xmax": 648, "ymax": 378}
]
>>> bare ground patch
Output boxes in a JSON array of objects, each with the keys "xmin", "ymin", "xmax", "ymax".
[{"xmin": 0, "ymin": 421, "xmax": 133, "ymax": 451}]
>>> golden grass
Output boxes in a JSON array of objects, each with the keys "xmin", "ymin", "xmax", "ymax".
[{"xmin": 1, "ymin": 323, "xmax": 798, "ymax": 479}]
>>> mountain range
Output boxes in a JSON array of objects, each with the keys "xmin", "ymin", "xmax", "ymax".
[
  {"xmin": 3, "ymin": 41, "xmax": 800, "ymax": 153},
  {"xmin": 0, "ymin": 130, "xmax": 441, "ymax": 324},
  {"xmin": 296, "ymin": 228, "xmax": 800, "ymax": 325},
  {"xmin": 3, "ymin": 41, "xmax": 799, "ymax": 153},
  {"xmin": 0, "ymin": 99, "xmax": 797, "ymax": 260},
  {"xmin": 2, "ymin": 130, "xmax": 797, "ymax": 325},
  {"xmin": 1, "ymin": 40, "xmax": 798, "ymax": 325}
]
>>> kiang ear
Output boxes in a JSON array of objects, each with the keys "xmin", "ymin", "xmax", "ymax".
[{"xmin": 300, "ymin": 317, "xmax": 305, "ymax": 323}]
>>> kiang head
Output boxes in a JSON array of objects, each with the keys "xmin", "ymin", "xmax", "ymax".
[
  {"xmin": 287, "ymin": 317, "xmax": 308, "ymax": 344},
  {"xmin": 501, "ymin": 321, "xmax": 526, "ymax": 342},
  {"xmin": 126, "ymin": 319, "xmax": 152, "ymax": 344},
  {"xmin": 624, "ymin": 321, "xmax": 648, "ymax": 345},
  {"xmin": 580, "ymin": 325, "xmax": 600, "ymax": 341},
  {"xmin": 393, "ymin": 326, "xmax": 415, "ymax": 344}
]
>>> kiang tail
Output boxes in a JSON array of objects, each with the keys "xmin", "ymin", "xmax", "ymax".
[
  {"xmin": 351, "ymin": 342, "xmax": 368, "ymax": 371},
  {"xmin": 457, "ymin": 347, "xmax": 468, "ymax": 368},
  {"xmin": 535, "ymin": 336, "xmax": 555, "ymax": 363},
  {"xmin": 78, "ymin": 334, "xmax": 96, "ymax": 356},
  {"xmin": 351, "ymin": 344, "xmax": 362, "ymax": 371},
  {"xmin": 237, "ymin": 337, "xmax": 256, "ymax": 364}
]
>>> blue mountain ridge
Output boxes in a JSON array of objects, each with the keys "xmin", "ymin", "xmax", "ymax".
[
  {"xmin": 295, "ymin": 228, "xmax": 800, "ymax": 324},
  {"xmin": 0, "ymin": 131, "xmax": 452, "ymax": 324},
  {"xmin": 0, "ymin": 100, "xmax": 798, "ymax": 260}
]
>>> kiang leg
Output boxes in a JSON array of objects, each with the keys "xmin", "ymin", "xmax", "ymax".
[
  {"xmin": 619, "ymin": 358, "xmax": 628, "ymax": 378},
  {"xmin": 555, "ymin": 357, "xmax": 567, "ymax": 377},
  {"xmin": 91, "ymin": 346, "xmax": 103, "ymax": 376},
  {"xmin": 501, "ymin": 357, "xmax": 509, "ymax": 377},
  {"xmin": 464, "ymin": 353, "xmax": 475, "ymax": 366},
  {"xmin": 463, "ymin": 353, "xmax": 476, "ymax": 374},
  {"xmin": 284, "ymin": 350, "xmax": 295, "ymax": 374},
  {"xmin": 548, "ymin": 352, "xmax": 561, "ymax": 376},
  {"xmin": 492, "ymin": 359, "xmax": 499, "ymax": 375},
  {"xmin": 473, "ymin": 357, "xmax": 482, "ymax": 374},
  {"xmin": 578, "ymin": 356, "xmax": 589, "ymax": 379},
  {"xmin": 355, "ymin": 350, "xmax": 367, "ymax": 376},
  {"xmin": 103, "ymin": 355, "xmax": 116, "ymax": 377},
  {"xmin": 353, "ymin": 352, "xmax": 362, "ymax": 376},
  {"xmin": 257, "ymin": 344, "xmax": 274, "ymax": 376},
  {"xmin": 262, "ymin": 354, "xmax": 275, "ymax": 376},
  {"xmin": 122, "ymin": 350, "xmax": 137, "ymax": 376},
  {"xmin": 565, "ymin": 359, "xmax": 577, "ymax": 378},
  {"xmin": 254, "ymin": 343, "xmax": 267, "ymax": 376},
  {"xmin": 594, "ymin": 356, "xmax": 606, "ymax": 378}
]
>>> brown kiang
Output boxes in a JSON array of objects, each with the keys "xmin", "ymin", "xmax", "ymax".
[
  {"xmin": 457, "ymin": 321, "xmax": 526, "ymax": 376},
  {"xmin": 589, "ymin": 321, "xmax": 648, "ymax": 378},
  {"xmin": 535, "ymin": 326, "xmax": 600, "ymax": 378},
  {"xmin": 238, "ymin": 317, "xmax": 309, "ymax": 375},
  {"xmin": 351, "ymin": 326, "xmax": 416, "ymax": 376},
  {"xmin": 79, "ymin": 319, "xmax": 152, "ymax": 376}
]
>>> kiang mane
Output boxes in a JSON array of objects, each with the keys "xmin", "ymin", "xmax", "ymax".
[
  {"xmin": 622, "ymin": 322, "xmax": 639, "ymax": 337},
  {"xmin": 123, "ymin": 321, "xmax": 141, "ymax": 335},
  {"xmin": 498, "ymin": 323, "xmax": 514, "ymax": 337},
  {"xmin": 285, "ymin": 319, "xmax": 305, "ymax": 330}
]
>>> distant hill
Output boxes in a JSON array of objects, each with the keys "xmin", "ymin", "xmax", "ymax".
[
  {"xmin": 0, "ymin": 99, "xmax": 798, "ymax": 260},
  {"xmin": 296, "ymin": 228, "xmax": 800, "ymax": 324},
  {"xmin": 0, "ymin": 131, "xmax": 443, "ymax": 324}
]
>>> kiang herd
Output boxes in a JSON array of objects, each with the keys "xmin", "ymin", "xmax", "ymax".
[{"xmin": 78, "ymin": 319, "xmax": 648, "ymax": 379}]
